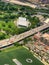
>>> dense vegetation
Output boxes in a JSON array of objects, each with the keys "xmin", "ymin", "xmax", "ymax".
[{"xmin": 0, "ymin": 1, "xmax": 40, "ymax": 40}]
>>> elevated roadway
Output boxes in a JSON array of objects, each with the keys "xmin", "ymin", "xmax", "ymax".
[
  {"xmin": 0, "ymin": 23, "xmax": 49, "ymax": 48},
  {"xmin": 13, "ymin": 23, "xmax": 49, "ymax": 43}
]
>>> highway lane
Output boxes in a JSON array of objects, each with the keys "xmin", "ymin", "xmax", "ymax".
[{"xmin": 0, "ymin": 23, "xmax": 49, "ymax": 48}]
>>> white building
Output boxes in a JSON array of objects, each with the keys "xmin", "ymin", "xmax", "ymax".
[
  {"xmin": 17, "ymin": 17, "xmax": 31, "ymax": 27},
  {"xmin": 44, "ymin": 18, "xmax": 49, "ymax": 23}
]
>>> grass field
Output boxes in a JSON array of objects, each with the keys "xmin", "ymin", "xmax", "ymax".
[{"xmin": 0, "ymin": 47, "xmax": 44, "ymax": 65}]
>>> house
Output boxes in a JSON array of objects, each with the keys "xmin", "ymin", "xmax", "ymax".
[
  {"xmin": 42, "ymin": 33, "xmax": 49, "ymax": 40},
  {"xmin": 17, "ymin": 17, "xmax": 31, "ymax": 27},
  {"xmin": 40, "ymin": 33, "xmax": 49, "ymax": 46},
  {"xmin": 34, "ymin": 32, "xmax": 42, "ymax": 40}
]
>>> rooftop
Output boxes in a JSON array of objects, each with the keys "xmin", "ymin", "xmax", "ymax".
[
  {"xmin": 42, "ymin": 33, "xmax": 49, "ymax": 40},
  {"xmin": 44, "ymin": 18, "xmax": 49, "ymax": 23},
  {"xmin": 17, "ymin": 17, "xmax": 31, "ymax": 27}
]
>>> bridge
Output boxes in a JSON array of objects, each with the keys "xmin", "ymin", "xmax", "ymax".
[
  {"xmin": 0, "ymin": 23, "xmax": 49, "ymax": 48},
  {"xmin": 13, "ymin": 23, "xmax": 49, "ymax": 42}
]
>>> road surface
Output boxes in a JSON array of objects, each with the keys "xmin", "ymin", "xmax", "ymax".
[{"xmin": 0, "ymin": 23, "xmax": 49, "ymax": 48}]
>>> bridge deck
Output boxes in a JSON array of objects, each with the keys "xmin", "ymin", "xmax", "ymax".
[{"xmin": 0, "ymin": 23, "xmax": 49, "ymax": 48}]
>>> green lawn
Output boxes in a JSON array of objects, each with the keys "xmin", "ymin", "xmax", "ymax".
[{"xmin": 0, "ymin": 47, "xmax": 44, "ymax": 65}]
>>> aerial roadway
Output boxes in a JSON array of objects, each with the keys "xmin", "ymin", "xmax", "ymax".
[{"xmin": 0, "ymin": 23, "xmax": 49, "ymax": 48}]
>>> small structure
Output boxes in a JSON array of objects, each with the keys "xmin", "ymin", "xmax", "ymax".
[
  {"xmin": 40, "ymin": 33, "xmax": 49, "ymax": 46},
  {"xmin": 34, "ymin": 32, "xmax": 42, "ymax": 40},
  {"xmin": 44, "ymin": 18, "xmax": 49, "ymax": 23},
  {"xmin": 17, "ymin": 17, "xmax": 31, "ymax": 27},
  {"xmin": 42, "ymin": 33, "xmax": 49, "ymax": 40}
]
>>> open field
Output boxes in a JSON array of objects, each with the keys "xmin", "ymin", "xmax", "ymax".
[{"xmin": 0, "ymin": 47, "xmax": 44, "ymax": 65}]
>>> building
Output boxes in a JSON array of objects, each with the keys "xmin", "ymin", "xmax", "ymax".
[
  {"xmin": 44, "ymin": 18, "xmax": 49, "ymax": 23},
  {"xmin": 42, "ymin": 33, "xmax": 49, "ymax": 40},
  {"xmin": 34, "ymin": 32, "xmax": 49, "ymax": 46},
  {"xmin": 40, "ymin": 33, "xmax": 49, "ymax": 46},
  {"xmin": 28, "ymin": 0, "xmax": 40, "ymax": 3},
  {"xmin": 17, "ymin": 17, "xmax": 31, "ymax": 27},
  {"xmin": 28, "ymin": 0, "xmax": 49, "ymax": 3},
  {"xmin": 41, "ymin": 0, "xmax": 49, "ymax": 3},
  {"xmin": 34, "ymin": 32, "xmax": 42, "ymax": 40}
]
